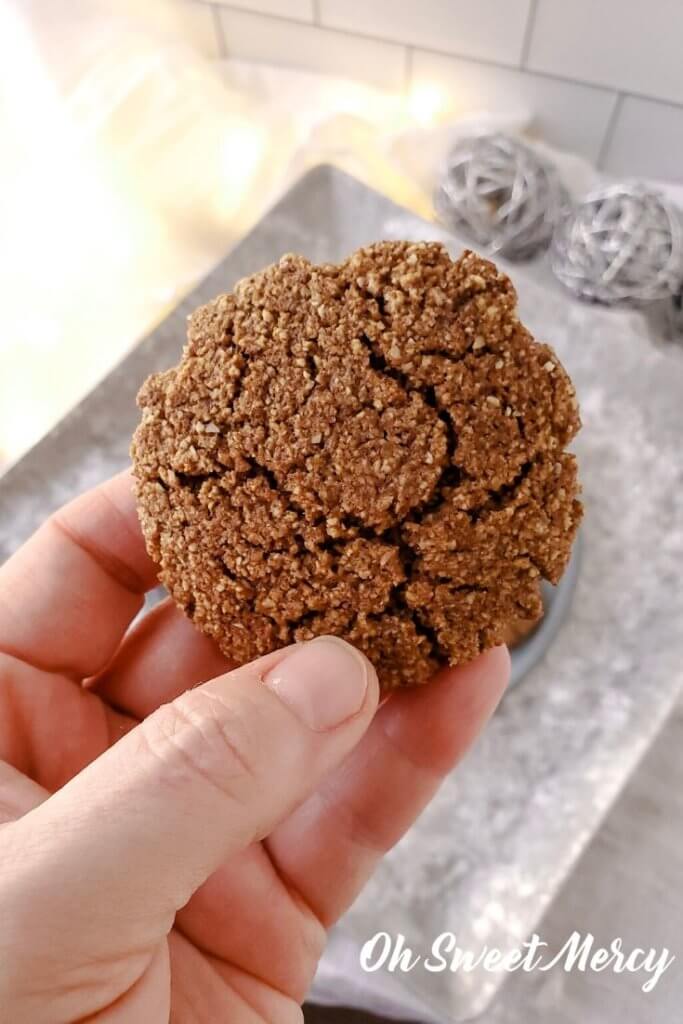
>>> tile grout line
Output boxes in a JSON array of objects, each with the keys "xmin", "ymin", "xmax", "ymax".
[
  {"xmin": 200, "ymin": 2, "xmax": 405, "ymax": 54},
  {"xmin": 402, "ymin": 37, "xmax": 683, "ymax": 110},
  {"xmin": 194, "ymin": 0, "xmax": 313, "ymax": 27},
  {"xmin": 231, "ymin": 12, "xmax": 618, "ymax": 103},
  {"xmin": 518, "ymin": 0, "xmax": 539, "ymax": 69},
  {"xmin": 211, "ymin": 2, "xmax": 228, "ymax": 58},
  {"xmin": 596, "ymin": 92, "xmax": 625, "ymax": 170},
  {"xmin": 190, "ymin": 1, "xmax": 683, "ymax": 115},
  {"xmin": 311, "ymin": 0, "xmax": 319, "ymax": 26}
]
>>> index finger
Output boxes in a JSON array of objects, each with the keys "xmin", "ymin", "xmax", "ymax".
[{"xmin": 0, "ymin": 470, "xmax": 158, "ymax": 679}]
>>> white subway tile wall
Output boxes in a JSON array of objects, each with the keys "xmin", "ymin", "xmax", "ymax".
[
  {"xmin": 216, "ymin": 6, "xmax": 406, "ymax": 91},
  {"xmin": 317, "ymin": 0, "xmax": 533, "ymax": 68},
  {"xmin": 601, "ymin": 96, "xmax": 683, "ymax": 183},
  {"xmin": 411, "ymin": 50, "xmax": 617, "ymax": 163},
  {"xmin": 180, "ymin": 0, "xmax": 683, "ymax": 182},
  {"xmin": 527, "ymin": 0, "xmax": 683, "ymax": 106},
  {"xmin": 166, "ymin": 0, "xmax": 221, "ymax": 58},
  {"xmin": 212, "ymin": 0, "xmax": 313, "ymax": 21}
]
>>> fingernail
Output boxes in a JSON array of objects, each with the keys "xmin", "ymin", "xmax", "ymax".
[{"xmin": 263, "ymin": 636, "xmax": 370, "ymax": 731}]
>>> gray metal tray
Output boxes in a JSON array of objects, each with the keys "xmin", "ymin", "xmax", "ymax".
[{"xmin": 1, "ymin": 166, "xmax": 682, "ymax": 1022}]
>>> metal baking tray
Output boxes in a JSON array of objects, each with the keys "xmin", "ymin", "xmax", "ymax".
[
  {"xmin": 509, "ymin": 538, "xmax": 580, "ymax": 688},
  {"xmin": 1, "ymin": 166, "xmax": 682, "ymax": 1022}
]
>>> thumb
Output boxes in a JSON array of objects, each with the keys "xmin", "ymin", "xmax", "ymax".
[{"xmin": 2, "ymin": 636, "xmax": 378, "ymax": 962}]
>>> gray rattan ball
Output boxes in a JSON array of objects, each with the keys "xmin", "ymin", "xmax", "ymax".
[
  {"xmin": 434, "ymin": 133, "xmax": 568, "ymax": 261},
  {"xmin": 665, "ymin": 288, "xmax": 683, "ymax": 339},
  {"xmin": 551, "ymin": 183, "xmax": 683, "ymax": 305}
]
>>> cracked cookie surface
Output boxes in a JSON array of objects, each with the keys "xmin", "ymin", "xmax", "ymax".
[{"xmin": 132, "ymin": 242, "xmax": 582, "ymax": 688}]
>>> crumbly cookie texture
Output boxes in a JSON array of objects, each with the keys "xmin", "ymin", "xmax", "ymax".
[
  {"xmin": 132, "ymin": 242, "xmax": 582, "ymax": 688},
  {"xmin": 500, "ymin": 610, "xmax": 542, "ymax": 649}
]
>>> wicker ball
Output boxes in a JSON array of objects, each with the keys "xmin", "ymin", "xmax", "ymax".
[
  {"xmin": 664, "ymin": 288, "xmax": 683, "ymax": 340},
  {"xmin": 434, "ymin": 133, "xmax": 568, "ymax": 261},
  {"xmin": 551, "ymin": 183, "xmax": 683, "ymax": 305}
]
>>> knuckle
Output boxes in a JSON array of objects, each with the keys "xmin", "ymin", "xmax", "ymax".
[
  {"xmin": 295, "ymin": 902, "xmax": 328, "ymax": 971},
  {"xmin": 137, "ymin": 687, "xmax": 262, "ymax": 801}
]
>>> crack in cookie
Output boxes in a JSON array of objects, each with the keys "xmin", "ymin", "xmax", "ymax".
[{"xmin": 132, "ymin": 242, "xmax": 582, "ymax": 688}]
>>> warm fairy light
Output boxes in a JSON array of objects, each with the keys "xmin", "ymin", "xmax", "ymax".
[
  {"xmin": 407, "ymin": 81, "xmax": 448, "ymax": 126},
  {"xmin": 0, "ymin": 1, "xmax": 149, "ymax": 462},
  {"xmin": 218, "ymin": 117, "xmax": 268, "ymax": 223},
  {"xmin": 0, "ymin": 2, "xmax": 449, "ymax": 467}
]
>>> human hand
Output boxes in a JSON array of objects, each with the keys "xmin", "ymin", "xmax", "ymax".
[{"xmin": 0, "ymin": 471, "xmax": 509, "ymax": 1023}]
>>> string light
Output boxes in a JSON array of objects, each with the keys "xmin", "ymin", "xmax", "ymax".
[
  {"xmin": 0, "ymin": 3, "xmax": 450, "ymax": 465},
  {"xmin": 407, "ymin": 82, "xmax": 448, "ymax": 127}
]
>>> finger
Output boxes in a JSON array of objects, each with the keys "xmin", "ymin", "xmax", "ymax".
[
  {"xmin": 0, "ymin": 652, "xmax": 135, "ymax": 793},
  {"xmin": 94, "ymin": 599, "xmax": 233, "ymax": 718},
  {"xmin": 0, "ymin": 762, "xmax": 47, "ymax": 824},
  {"xmin": 1, "ymin": 637, "xmax": 378, "ymax": 1015},
  {"xmin": 169, "ymin": 932, "xmax": 300, "ymax": 1024},
  {"xmin": 266, "ymin": 645, "xmax": 510, "ymax": 925},
  {"xmin": 0, "ymin": 471, "xmax": 158, "ymax": 679},
  {"xmin": 173, "ymin": 647, "xmax": 509, "ymax": 992},
  {"xmin": 175, "ymin": 842, "xmax": 328, "ymax": 1004}
]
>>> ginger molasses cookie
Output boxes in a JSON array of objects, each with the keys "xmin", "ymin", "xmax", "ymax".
[
  {"xmin": 500, "ymin": 613, "xmax": 542, "ymax": 650},
  {"xmin": 132, "ymin": 242, "xmax": 582, "ymax": 688}
]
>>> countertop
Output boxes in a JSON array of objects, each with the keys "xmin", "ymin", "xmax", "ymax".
[
  {"xmin": 1, "ymin": 165, "xmax": 681, "ymax": 1023},
  {"xmin": 305, "ymin": 695, "xmax": 683, "ymax": 1022}
]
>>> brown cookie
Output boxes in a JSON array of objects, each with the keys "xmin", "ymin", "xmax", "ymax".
[
  {"xmin": 132, "ymin": 242, "xmax": 582, "ymax": 688},
  {"xmin": 499, "ymin": 579, "xmax": 545, "ymax": 649}
]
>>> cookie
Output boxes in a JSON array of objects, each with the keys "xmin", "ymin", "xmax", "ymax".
[
  {"xmin": 500, "ymin": 614, "xmax": 542, "ymax": 649},
  {"xmin": 132, "ymin": 242, "xmax": 582, "ymax": 688}
]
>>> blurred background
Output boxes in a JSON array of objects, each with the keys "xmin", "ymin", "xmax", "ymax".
[
  {"xmin": 2, "ymin": 5, "xmax": 683, "ymax": 1024},
  {"xmin": 2, "ymin": 0, "xmax": 682, "ymax": 470}
]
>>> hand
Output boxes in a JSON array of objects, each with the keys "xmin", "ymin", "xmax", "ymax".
[{"xmin": 0, "ymin": 471, "xmax": 509, "ymax": 1023}]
